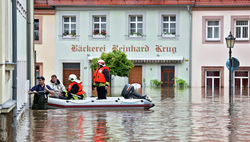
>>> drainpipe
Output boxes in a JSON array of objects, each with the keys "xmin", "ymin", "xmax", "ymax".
[
  {"xmin": 12, "ymin": 0, "xmax": 17, "ymax": 140},
  {"xmin": 187, "ymin": 5, "xmax": 193, "ymax": 103},
  {"xmin": 27, "ymin": 0, "xmax": 32, "ymax": 107},
  {"xmin": 187, "ymin": 5, "xmax": 192, "ymax": 87}
]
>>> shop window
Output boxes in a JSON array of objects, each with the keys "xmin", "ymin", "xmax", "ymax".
[
  {"xmin": 162, "ymin": 15, "xmax": 176, "ymax": 38},
  {"xmin": 234, "ymin": 71, "xmax": 249, "ymax": 88},
  {"xmin": 129, "ymin": 15, "xmax": 143, "ymax": 37},
  {"xmin": 62, "ymin": 16, "xmax": 76, "ymax": 38},
  {"xmin": 235, "ymin": 20, "xmax": 249, "ymax": 40},
  {"xmin": 206, "ymin": 20, "xmax": 220, "ymax": 41},
  {"xmin": 92, "ymin": 16, "xmax": 106, "ymax": 39}
]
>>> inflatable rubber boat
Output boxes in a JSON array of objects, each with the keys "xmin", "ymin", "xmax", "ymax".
[{"xmin": 48, "ymin": 84, "xmax": 154, "ymax": 110}]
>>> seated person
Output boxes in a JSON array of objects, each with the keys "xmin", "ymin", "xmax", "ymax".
[
  {"xmin": 28, "ymin": 76, "xmax": 55, "ymax": 110},
  {"xmin": 49, "ymin": 74, "xmax": 66, "ymax": 98},
  {"xmin": 62, "ymin": 74, "xmax": 85, "ymax": 100}
]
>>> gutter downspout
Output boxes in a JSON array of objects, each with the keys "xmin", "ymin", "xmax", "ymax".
[
  {"xmin": 187, "ymin": 5, "xmax": 193, "ymax": 103},
  {"xmin": 187, "ymin": 5, "xmax": 192, "ymax": 87},
  {"xmin": 27, "ymin": 0, "xmax": 31, "ymax": 108},
  {"xmin": 12, "ymin": 0, "xmax": 17, "ymax": 140}
]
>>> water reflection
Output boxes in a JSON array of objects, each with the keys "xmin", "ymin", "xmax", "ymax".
[
  {"xmin": 94, "ymin": 113, "xmax": 109, "ymax": 142},
  {"xmin": 16, "ymin": 87, "xmax": 250, "ymax": 141}
]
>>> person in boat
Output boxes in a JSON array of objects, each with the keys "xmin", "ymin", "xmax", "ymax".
[
  {"xmin": 93, "ymin": 59, "xmax": 110, "ymax": 99},
  {"xmin": 64, "ymin": 74, "xmax": 85, "ymax": 100},
  {"xmin": 28, "ymin": 76, "xmax": 55, "ymax": 110},
  {"xmin": 49, "ymin": 74, "xmax": 66, "ymax": 98}
]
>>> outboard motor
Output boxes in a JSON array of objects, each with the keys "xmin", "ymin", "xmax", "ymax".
[{"xmin": 121, "ymin": 84, "xmax": 152, "ymax": 102}]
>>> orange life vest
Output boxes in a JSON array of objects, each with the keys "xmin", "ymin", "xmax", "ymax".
[
  {"xmin": 68, "ymin": 82, "xmax": 85, "ymax": 95},
  {"xmin": 93, "ymin": 66, "xmax": 110, "ymax": 83}
]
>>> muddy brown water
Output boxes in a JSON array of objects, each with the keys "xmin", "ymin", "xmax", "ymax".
[{"xmin": 17, "ymin": 87, "xmax": 250, "ymax": 142}]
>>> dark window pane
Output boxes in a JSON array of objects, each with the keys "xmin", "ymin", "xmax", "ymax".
[
  {"xmin": 170, "ymin": 16, "xmax": 176, "ymax": 21},
  {"xmin": 137, "ymin": 16, "xmax": 143, "ymax": 21},
  {"xmin": 94, "ymin": 17, "xmax": 99, "ymax": 22},
  {"xmin": 235, "ymin": 78, "xmax": 241, "ymax": 88},
  {"xmin": 63, "ymin": 63, "xmax": 80, "ymax": 69},
  {"xmin": 243, "ymin": 79, "xmax": 249, "ymax": 88},
  {"xmin": 207, "ymin": 71, "xmax": 220, "ymax": 76},
  {"xmin": 34, "ymin": 19, "xmax": 39, "ymax": 30},
  {"xmin": 163, "ymin": 16, "xmax": 169, "ymax": 22},
  {"xmin": 34, "ymin": 19, "xmax": 39, "ymax": 41},
  {"xmin": 64, "ymin": 17, "xmax": 69, "ymax": 22},
  {"xmin": 214, "ymin": 78, "xmax": 220, "ymax": 88},
  {"xmin": 71, "ymin": 17, "xmax": 76, "ymax": 22},
  {"xmin": 208, "ymin": 21, "xmax": 219, "ymax": 26},
  {"xmin": 130, "ymin": 23, "xmax": 136, "ymax": 28},
  {"xmin": 235, "ymin": 71, "xmax": 248, "ymax": 77},
  {"xmin": 130, "ymin": 16, "xmax": 136, "ymax": 22},
  {"xmin": 163, "ymin": 23, "xmax": 168, "ymax": 28},
  {"xmin": 161, "ymin": 66, "xmax": 175, "ymax": 70},
  {"xmin": 243, "ymin": 27, "xmax": 248, "ymax": 38},
  {"xmin": 207, "ymin": 78, "xmax": 212, "ymax": 88},
  {"xmin": 34, "ymin": 31, "xmax": 39, "ymax": 40},
  {"xmin": 101, "ymin": 17, "xmax": 106, "ymax": 22},
  {"xmin": 207, "ymin": 27, "xmax": 212, "ymax": 38},
  {"xmin": 137, "ymin": 29, "xmax": 143, "ymax": 34},
  {"xmin": 236, "ymin": 27, "xmax": 241, "ymax": 38}
]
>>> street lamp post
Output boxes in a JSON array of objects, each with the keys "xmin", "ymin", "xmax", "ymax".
[{"xmin": 225, "ymin": 32, "xmax": 235, "ymax": 103}]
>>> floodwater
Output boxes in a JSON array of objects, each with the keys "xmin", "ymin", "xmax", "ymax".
[{"xmin": 16, "ymin": 87, "xmax": 250, "ymax": 142}]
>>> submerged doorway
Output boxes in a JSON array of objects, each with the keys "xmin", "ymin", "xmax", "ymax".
[
  {"xmin": 129, "ymin": 66, "xmax": 142, "ymax": 86},
  {"xmin": 63, "ymin": 63, "xmax": 80, "ymax": 89},
  {"xmin": 161, "ymin": 66, "xmax": 175, "ymax": 87}
]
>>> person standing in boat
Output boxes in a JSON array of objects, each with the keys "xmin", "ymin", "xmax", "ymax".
[
  {"xmin": 49, "ymin": 74, "xmax": 66, "ymax": 98},
  {"xmin": 66, "ymin": 74, "xmax": 85, "ymax": 100},
  {"xmin": 93, "ymin": 60, "xmax": 110, "ymax": 99}
]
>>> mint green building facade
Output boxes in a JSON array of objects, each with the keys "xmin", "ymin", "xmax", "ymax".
[{"xmin": 54, "ymin": 6, "xmax": 191, "ymax": 95}]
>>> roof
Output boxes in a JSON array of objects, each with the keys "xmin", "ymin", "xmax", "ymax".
[
  {"xmin": 34, "ymin": 0, "xmax": 250, "ymax": 8},
  {"xmin": 195, "ymin": 0, "xmax": 250, "ymax": 7},
  {"xmin": 48, "ymin": 0, "xmax": 195, "ymax": 6},
  {"xmin": 35, "ymin": 0, "xmax": 53, "ymax": 9}
]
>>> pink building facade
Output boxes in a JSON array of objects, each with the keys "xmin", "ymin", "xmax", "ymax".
[{"xmin": 192, "ymin": 7, "xmax": 250, "ymax": 91}]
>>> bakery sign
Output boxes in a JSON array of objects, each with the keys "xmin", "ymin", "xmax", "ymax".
[{"xmin": 71, "ymin": 44, "xmax": 177, "ymax": 54}]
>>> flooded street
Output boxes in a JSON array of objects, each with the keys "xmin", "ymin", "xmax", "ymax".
[{"xmin": 17, "ymin": 87, "xmax": 250, "ymax": 142}]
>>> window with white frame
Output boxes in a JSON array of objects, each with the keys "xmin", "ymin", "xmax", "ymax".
[
  {"xmin": 93, "ymin": 16, "xmax": 106, "ymax": 38},
  {"xmin": 129, "ymin": 15, "xmax": 143, "ymax": 37},
  {"xmin": 206, "ymin": 20, "xmax": 220, "ymax": 40},
  {"xmin": 235, "ymin": 20, "xmax": 249, "ymax": 40},
  {"xmin": 162, "ymin": 15, "xmax": 176, "ymax": 37},
  {"xmin": 62, "ymin": 16, "xmax": 76, "ymax": 37},
  {"xmin": 234, "ymin": 71, "xmax": 249, "ymax": 88},
  {"xmin": 205, "ymin": 71, "xmax": 221, "ymax": 89}
]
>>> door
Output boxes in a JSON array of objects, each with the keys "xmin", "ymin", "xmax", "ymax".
[
  {"xmin": 63, "ymin": 63, "xmax": 80, "ymax": 89},
  {"xmin": 205, "ymin": 71, "xmax": 221, "ymax": 95},
  {"xmin": 129, "ymin": 66, "xmax": 142, "ymax": 85},
  {"xmin": 234, "ymin": 71, "xmax": 249, "ymax": 95},
  {"xmin": 161, "ymin": 66, "xmax": 175, "ymax": 87}
]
